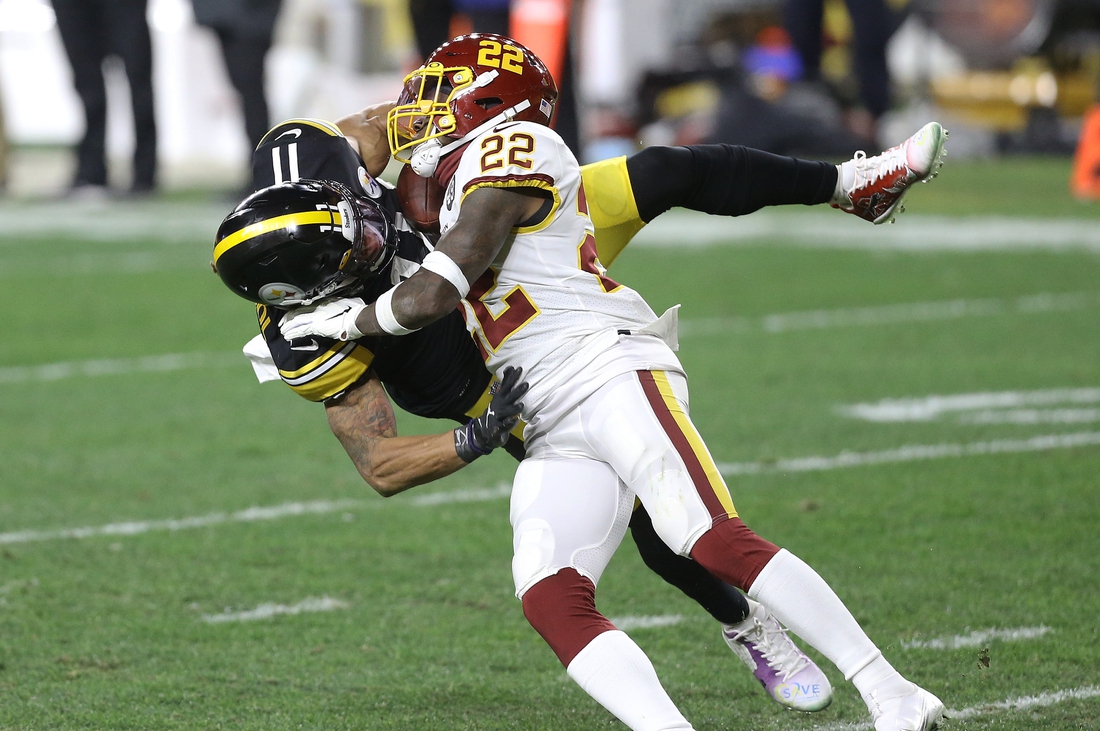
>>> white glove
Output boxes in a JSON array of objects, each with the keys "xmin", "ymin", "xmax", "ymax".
[{"xmin": 279, "ymin": 297, "xmax": 368, "ymax": 342}]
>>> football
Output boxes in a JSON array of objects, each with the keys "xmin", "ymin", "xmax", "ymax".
[{"xmin": 397, "ymin": 164, "xmax": 445, "ymax": 235}]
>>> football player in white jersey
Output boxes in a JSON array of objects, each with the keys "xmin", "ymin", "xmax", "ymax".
[{"xmin": 281, "ymin": 34, "xmax": 948, "ymax": 731}]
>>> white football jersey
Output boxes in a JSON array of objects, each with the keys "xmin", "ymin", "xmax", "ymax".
[{"xmin": 439, "ymin": 121, "xmax": 680, "ymax": 421}]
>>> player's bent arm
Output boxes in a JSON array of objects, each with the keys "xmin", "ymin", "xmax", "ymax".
[
  {"xmin": 356, "ymin": 186, "xmax": 540, "ymax": 336},
  {"xmin": 335, "ymin": 101, "xmax": 395, "ymax": 179},
  {"xmin": 278, "ymin": 188, "xmax": 542, "ymax": 342},
  {"xmin": 325, "ymin": 373, "xmax": 467, "ymax": 497}
]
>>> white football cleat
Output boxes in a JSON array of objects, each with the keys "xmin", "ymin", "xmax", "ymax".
[
  {"xmin": 833, "ymin": 121, "xmax": 948, "ymax": 224},
  {"xmin": 722, "ymin": 599, "xmax": 833, "ymax": 712},
  {"xmin": 866, "ymin": 685, "xmax": 946, "ymax": 731}
]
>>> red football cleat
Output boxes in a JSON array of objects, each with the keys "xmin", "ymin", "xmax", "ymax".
[{"xmin": 834, "ymin": 122, "xmax": 947, "ymax": 224}]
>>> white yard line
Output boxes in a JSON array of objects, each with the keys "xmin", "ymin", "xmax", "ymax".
[
  {"xmin": 0, "ymin": 499, "xmax": 364, "ymax": 545},
  {"xmin": 902, "ymin": 626, "xmax": 1053, "ymax": 650},
  {"xmin": 4, "ymin": 292, "xmax": 1096, "ymax": 387},
  {"xmin": 201, "ymin": 596, "xmax": 349, "ymax": 624},
  {"xmin": 7, "ymin": 430, "xmax": 1100, "ymax": 544},
  {"xmin": 717, "ymin": 431, "xmax": 1100, "ymax": 476},
  {"xmin": 0, "ymin": 352, "xmax": 242, "ymax": 384},
  {"xmin": 786, "ymin": 685, "xmax": 1100, "ymax": 731},
  {"xmin": 410, "ymin": 482, "xmax": 512, "ymax": 506},
  {"xmin": 610, "ymin": 614, "xmax": 686, "ymax": 631},
  {"xmin": 0, "ymin": 486, "xmax": 519, "ymax": 545},
  {"xmin": 680, "ymin": 291, "xmax": 1100, "ymax": 337},
  {"xmin": 633, "ymin": 209, "xmax": 1100, "ymax": 252},
  {"xmin": 839, "ymin": 387, "xmax": 1100, "ymax": 422}
]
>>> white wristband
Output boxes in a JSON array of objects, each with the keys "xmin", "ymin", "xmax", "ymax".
[
  {"xmin": 374, "ymin": 287, "xmax": 420, "ymax": 336},
  {"xmin": 420, "ymin": 250, "xmax": 471, "ymax": 298}
]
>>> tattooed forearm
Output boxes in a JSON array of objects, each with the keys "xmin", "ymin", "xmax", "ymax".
[
  {"xmin": 326, "ymin": 375, "xmax": 396, "ymax": 483},
  {"xmin": 325, "ymin": 374, "xmax": 471, "ymax": 496}
]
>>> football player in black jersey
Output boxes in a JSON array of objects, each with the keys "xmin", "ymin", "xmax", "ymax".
[{"xmin": 214, "ymin": 108, "xmax": 877, "ymax": 713}]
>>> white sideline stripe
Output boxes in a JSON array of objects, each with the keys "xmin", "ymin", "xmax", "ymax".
[
  {"xmin": 679, "ymin": 291, "xmax": 1100, "ymax": 337},
  {"xmin": 0, "ymin": 352, "xmax": 242, "ymax": 384},
  {"xmin": 717, "ymin": 431, "xmax": 1100, "ymax": 476},
  {"xmin": 840, "ymin": 387, "xmax": 1100, "ymax": 422},
  {"xmin": 902, "ymin": 625, "xmax": 1053, "ymax": 650},
  {"xmin": 633, "ymin": 209, "xmax": 1100, "ymax": 252},
  {"xmin": 6, "ymin": 203, "xmax": 1100, "ymax": 250},
  {"xmin": 201, "ymin": 596, "xmax": 349, "ymax": 624},
  {"xmin": 788, "ymin": 685, "xmax": 1100, "ymax": 731},
  {"xmin": 0, "ymin": 200, "xmax": 227, "ymax": 244},
  {"xmin": 610, "ymin": 614, "xmax": 685, "ymax": 631},
  {"xmin": 0, "ymin": 499, "xmax": 365, "ymax": 545}
]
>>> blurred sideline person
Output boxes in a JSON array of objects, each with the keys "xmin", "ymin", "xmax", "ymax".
[
  {"xmin": 52, "ymin": 0, "xmax": 157, "ymax": 195},
  {"xmin": 278, "ymin": 34, "xmax": 948, "ymax": 731},
  {"xmin": 192, "ymin": 0, "xmax": 282, "ymax": 154},
  {"xmin": 215, "ymin": 111, "xmax": 848, "ymax": 713},
  {"xmin": 0, "ymin": 88, "xmax": 8, "ymax": 192},
  {"xmin": 409, "ymin": 0, "xmax": 510, "ymax": 62},
  {"xmin": 783, "ymin": 0, "xmax": 902, "ymax": 144}
]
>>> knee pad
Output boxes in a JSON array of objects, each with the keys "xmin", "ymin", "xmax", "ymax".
[
  {"xmin": 522, "ymin": 568, "xmax": 617, "ymax": 667},
  {"xmin": 512, "ymin": 518, "xmax": 556, "ymax": 597}
]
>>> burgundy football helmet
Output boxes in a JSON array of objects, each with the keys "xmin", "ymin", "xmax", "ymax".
[{"xmin": 387, "ymin": 33, "xmax": 558, "ymax": 176}]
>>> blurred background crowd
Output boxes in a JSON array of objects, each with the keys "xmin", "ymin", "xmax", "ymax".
[{"xmin": 2, "ymin": 0, "xmax": 1100, "ymax": 199}]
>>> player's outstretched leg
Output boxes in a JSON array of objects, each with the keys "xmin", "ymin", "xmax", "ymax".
[
  {"xmin": 831, "ymin": 121, "xmax": 948, "ymax": 224},
  {"xmin": 630, "ymin": 506, "xmax": 833, "ymax": 712},
  {"xmin": 722, "ymin": 597, "xmax": 833, "ymax": 712}
]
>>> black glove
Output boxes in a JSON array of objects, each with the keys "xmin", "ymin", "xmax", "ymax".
[{"xmin": 454, "ymin": 366, "xmax": 528, "ymax": 463}]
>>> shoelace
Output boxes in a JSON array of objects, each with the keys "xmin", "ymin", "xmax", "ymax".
[
  {"xmin": 849, "ymin": 144, "xmax": 910, "ymax": 190},
  {"xmin": 731, "ymin": 618, "xmax": 811, "ymax": 681}
]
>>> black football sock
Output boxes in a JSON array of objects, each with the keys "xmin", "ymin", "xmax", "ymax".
[
  {"xmin": 629, "ymin": 506, "xmax": 750, "ymax": 625},
  {"xmin": 627, "ymin": 144, "xmax": 838, "ymax": 222}
]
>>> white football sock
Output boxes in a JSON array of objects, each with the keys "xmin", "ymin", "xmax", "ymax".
[
  {"xmin": 747, "ymin": 548, "xmax": 911, "ymax": 703},
  {"xmin": 831, "ymin": 163, "xmax": 853, "ymax": 205},
  {"xmin": 567, "ymin": 630, "xmax": 694, "ymax": 731}
]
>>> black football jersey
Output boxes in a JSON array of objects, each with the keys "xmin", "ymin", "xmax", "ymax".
[{"xmin": 250, "ymin": 119, "xmax": 491, "ymax": 421}]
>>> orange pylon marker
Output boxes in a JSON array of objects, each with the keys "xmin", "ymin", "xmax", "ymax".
[
  {"xmin": 1071, "ymin": 104, "xmax": 1100, "ymax": 200},
  {"xmin": 510, "ymin": 0, "xmax": 571, "ymax": 85}
]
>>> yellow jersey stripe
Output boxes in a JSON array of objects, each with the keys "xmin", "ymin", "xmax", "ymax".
[
  {"xmin": 461, "ymin": 179, "xmax": 563, "ymax": 235},
  {"xmin": 651, "ymin": 371, "xmax": 738, "ymax": 518},
  {"xmin": 287, "ymin": 346, "xmax": 374, "ymax": 402}
]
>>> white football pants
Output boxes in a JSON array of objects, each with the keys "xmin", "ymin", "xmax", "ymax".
[{"xmin": 510, "ymin": 369, "xmax": 737, "ymax": 597}]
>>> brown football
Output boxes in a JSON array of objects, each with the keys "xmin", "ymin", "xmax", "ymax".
[{"xmin": 397, "ymin": 164, "xmax": 444, "ymax": 236}]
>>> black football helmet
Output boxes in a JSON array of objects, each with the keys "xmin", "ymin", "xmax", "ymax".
[{"xmin": 213, "ymin": 180, "xmax": 396, "ymax": 306}]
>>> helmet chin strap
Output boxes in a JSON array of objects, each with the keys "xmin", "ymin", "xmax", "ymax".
[{"xmin": 409, "ymin": 98, "xmax": 533, "ymax": 178}]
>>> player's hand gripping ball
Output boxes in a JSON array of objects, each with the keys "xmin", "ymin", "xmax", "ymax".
[{"xmin": 397, "ymin": 164, "xmax": 445, "ymax": 235}]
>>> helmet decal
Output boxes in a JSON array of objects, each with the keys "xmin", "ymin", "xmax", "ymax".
[{"xmin": 258, "ymin": 282, "xmax": 304, "ymax": 305}]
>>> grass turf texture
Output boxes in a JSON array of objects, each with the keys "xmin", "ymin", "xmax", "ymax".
[{"xmin": 1, "ymin": 157, "xmax": 1099, "ymax": 729}]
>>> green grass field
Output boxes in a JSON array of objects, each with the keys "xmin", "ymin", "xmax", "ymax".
[{"xmin": 1, "ymin": 157, "xmax": 1099, "ymax": 730}]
